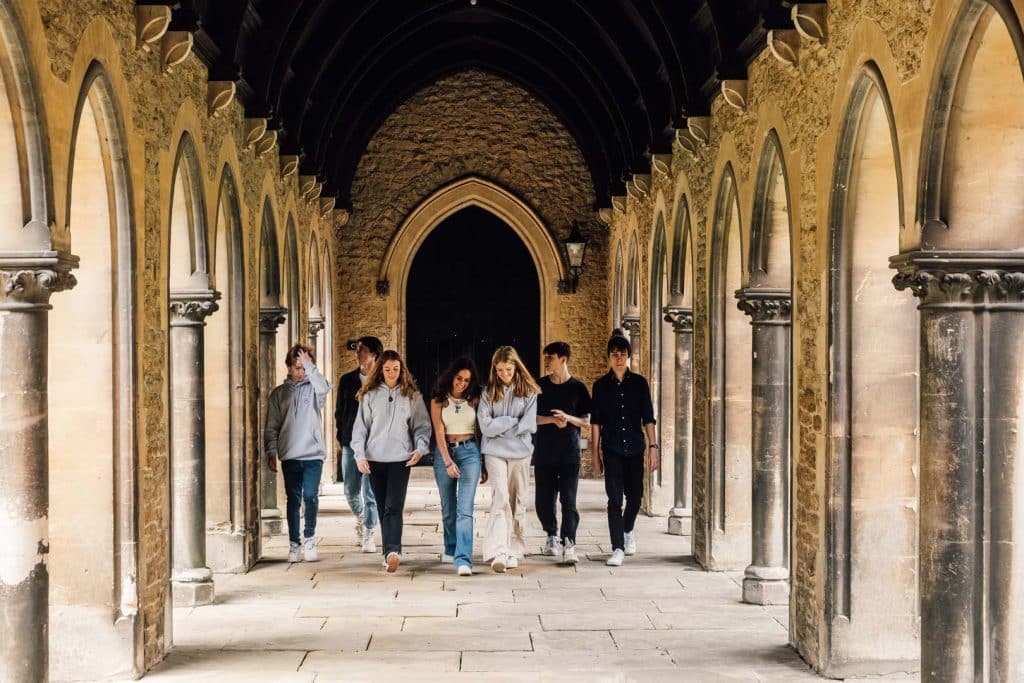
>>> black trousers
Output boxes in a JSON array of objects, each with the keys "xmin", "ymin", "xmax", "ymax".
[
  {"xmin": 534, "ymin": 461, "xmax": 581, "ymax": 543},
  {"xmin": 368, "ymin": 460, "xmax": 411, "ymax": 556},
  {"xmin": 602, "ymin": 450, "xmax": 645, "ymax": 551}
]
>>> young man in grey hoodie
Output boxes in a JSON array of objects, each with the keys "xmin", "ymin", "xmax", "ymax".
[{"xmin": 264, "ymin": 344, "xmax": 332, "ymax": 563}]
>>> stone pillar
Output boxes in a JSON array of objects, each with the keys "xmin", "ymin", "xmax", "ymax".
[
  {"xmin": 892, "ymin": 253, "xmax": 1024, "ymax": 682},
  {"xmin": 736, "ymin": 288, "xmax": 791, "ymax": 605},
  {"xmin": 0, "ymin": 258, "xmax": 76, "ymax": 683},
  {"xmin": 308, "ymin": 316, "xmax": 324, "ymax": 351},
  {"xmin": 663, "ymin": 306, "xmax": 693, "ymax": 534},
  {"xmin": 620, "ymin": 314, "xmax": 641, "ymax": 371},
  {"xmin": 259, "ymin": 307, "xmax": 286, "ymax": 536},
  {"xmin": 169, "ymin": 290, "xmax": 219, "ymax": 607}
]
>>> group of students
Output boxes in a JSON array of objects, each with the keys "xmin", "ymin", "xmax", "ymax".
[{"xmin": 263, "ymin": 332, "xmax": 658, "ymax": 575}]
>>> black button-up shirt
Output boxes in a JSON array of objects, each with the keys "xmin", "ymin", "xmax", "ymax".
[{"xmin": 591, "ymin": 369, "xmax": 655, "ymax": 457}]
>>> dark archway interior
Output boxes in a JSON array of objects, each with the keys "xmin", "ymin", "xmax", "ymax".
[{"xmin": 406, "ymin": 206, "xmax": 540, "ymax": 403}]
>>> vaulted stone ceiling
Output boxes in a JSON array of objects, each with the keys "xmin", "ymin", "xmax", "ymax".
[{"xmin": 140, "ymin": 0, "xmax": 799, "ymax": 207}]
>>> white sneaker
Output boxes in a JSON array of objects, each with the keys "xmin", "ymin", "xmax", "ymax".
[
  {"xmin": 491, "ymin": 555, "xmax": 507, "ymax": 573},
  {"xmin": 355, "ymin": 522, "xmax": 364, "ymax": 547},
  {"xmin": 441, "ymin": 553, "xmax": 454, "ymax": 564},
  {"xmin": 542, "ymin": 535, "xmax": 561, "ymax": 556},
  {"xmin": 385, "ymin": 552, "xmax": 401, "ymax": 573},
  {"xmin": 457, "ymin": 564, "xmax": 472, "ymax": 577},
  {"xmin": 606, "ymin": 549, "xmax": 625, "ymax": 566},
  {"xmin": 288, "ymin": 542, "xmax": 301, "ymax": 563},
  {"xmin": 303, "ymin": 537, "xmax": 319, "ymax": 562},
  {"xmin": 562, "ymin": 541, "xmax": 579, "ymax": 565},
  {"xmin": 624, "ymin": 531, "xmax": 637, "ymax": 556},
  {"xmin": 506, "ymin": 555, "xmax": 519, "ymax": 569},
  {"xmin": 360, "ymin": 527, "xmax": 377, "ymax": 553}
]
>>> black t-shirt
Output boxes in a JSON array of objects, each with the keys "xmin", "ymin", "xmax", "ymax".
[{"xmin": 533, "ymin": 376, "xmax": 592, "ymax": 464}]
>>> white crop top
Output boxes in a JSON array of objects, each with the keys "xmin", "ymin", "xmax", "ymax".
[{"xmin": 441, "ymin": 395, "xmax": 477, "ymax": 435}]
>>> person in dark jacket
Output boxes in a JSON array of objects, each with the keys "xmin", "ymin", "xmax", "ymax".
[
  {"xmin": 334, "ymin": 335, "xmax": 383, "ymax": 552},
  {"xmin": 591, "ymin": 333, "xmax": 658, "ymax": 567}
]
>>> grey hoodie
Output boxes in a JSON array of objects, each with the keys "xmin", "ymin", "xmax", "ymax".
[
  {"xmin": 478, "ymin": 385, "xmax": 538, "ymax": 459},
  {"xmin": 352, "ymin": 384, "xmax": 432, "ymax": 463},
  {"xmin": 264, "ymin": 360, "xmax": 332, "ymax": 461}
]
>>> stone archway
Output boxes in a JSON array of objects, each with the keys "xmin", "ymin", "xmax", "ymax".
[{"xmin": 378, "ymin": 176, "xmax": 567, "ymax": 358}]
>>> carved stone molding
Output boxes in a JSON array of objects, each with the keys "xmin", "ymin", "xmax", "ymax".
[
  {"xmin": 686, "ymin": 116, "xmax": 711, "ymax": 144},
  {"xmin": 136, "ymin": 5, "xmax": 171, "ymax": 51},
  {"xmin": 767, "ymin": 29, "xmax": 800, "ymax": 68},
  {"xmin": 721, "ymin": 80, "xmax": 748, "ymax": 110},
  {"xmin": 651, "ymin": 154, "xmax": 672, "ymax": 177},
  {"xmin": 254, "ymin": 129, "xmax": 278, "ymax": 158},
  {"xmin": 736, "ymin": 288, "xmax": 792, "ymax": 324},
  {"xmin": 675, "ymin": 128, "xmax": 702, "ymax": 158},
  {"xmin": 320, "ymin": 196, "xmax": 335, "ymax": 217},
  {"xmin": 0, "ymin": 252, "xmax": 79, "ymax": 309},
  {"xmin": 891, "ymin": 251, "xmax": 1024, "ymax": 308},
  {"xmin": 792, "ymin": 3, "xmax": 828, "ymax": 44},
  {"xmin": 597, "ymin": 207, "xmax": 614, "ymax": 226},
  {"xmin": 299, "ymin": 175, "xmax": 318, "ymax": 199},
  {"xmin": 244, "ymin": 118, "xmax": 267, "ymax": 149},
  {"xmin": 169, "ymin": 290, "xmax": 220, "ymax": 325},
  {"xmin": 279, "ymin": 155, "xmax": 299, "ymax": 179},
  {"xmin": 259, "ymin": 306, "xmax": 287, "ymax": 333},
  {"xmin": 334, "ymin": 208, "xmax": 351, "ymax": 228},
  {"xmin": 207, "ymin": 81, "xmax": 236, "ymax": 117},
  {"xmin": 611, "ymin": 195, "xmax": 627, "ymax": 214},
  {"xmin": 308, "ymin": 317, "xmax": 325, "ymax": 337},
  {"xmin": 161, "ymin": 31, "xmax": 193, "ymax": 73},
  {"xmin": 663, "ymin": 306, "xmax": 694, "ymax": 334}
]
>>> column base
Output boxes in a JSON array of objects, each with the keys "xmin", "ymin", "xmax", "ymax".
[
  {"xmin": 742, "ymin": 565, "xmax": 789, "ymax": 605},
  {"xmin": 261, "ymin": 508, "xmax": 282, "ymax": 537},
  {"xmin": 667, "ymin": 507, "xmax": 691, "ymax": 535},
  {"xmin": 206, "ymin": 529, "xmax": 248, "ymax": 573},
  {"xmin": 172, "ymin": 567, "xmax": 214, "ymax": 607}
]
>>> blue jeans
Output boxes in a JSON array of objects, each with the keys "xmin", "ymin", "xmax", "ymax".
[
  {"xmin": 433, "ymin": 440, "xmax": 482, "ymax": 568},
  {"xmin": 342, "ymin": 446, "xmax": 378, "ymax": 529},
  {"xmin": 280, "ymin": 459, "xmax": 324, "ymax": 545}
]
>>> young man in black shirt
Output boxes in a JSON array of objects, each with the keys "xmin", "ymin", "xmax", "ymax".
[
  {"xmin": 534, "ymin": 341, "xmax": 591, "ymax": 564},
  {"xmin": 590, "ymin": 334, "xmax": 658, "ymax": 567}
]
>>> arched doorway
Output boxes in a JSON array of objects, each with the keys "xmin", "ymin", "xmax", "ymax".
[{"xmin": 406, "ymin": 206, "xmax": 540, "ymax": 400}]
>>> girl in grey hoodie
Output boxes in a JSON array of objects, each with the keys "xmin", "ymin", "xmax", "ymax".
[
  {"xmin": 478, "ymin": 345, "xmax": 540, "ymax": 573},
  {"xmin": 352, "ymin": 350, "xmax": 432, "ymax": 572}
]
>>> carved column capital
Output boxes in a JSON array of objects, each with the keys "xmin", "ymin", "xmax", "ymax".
[
  {"xmin": 259, "ymin": 306, "xmax": 287, "ymax": 333},
  {"xmin": 735, "ymin": 288, "xmax": 792, "ymax": 324},
  {"xmin": 663, "ymin": 305, "xmax": 694, "ymax": 334},
  {"xmin": 308, "ymin": 317, "xmax": 325, "ymax": 337},
  {"xmin": 169, "ymin": 290, "xmax": 220, "ymax": 326},
  {"xmin": 890, "ymin": 251, "xmax": 1024, "ymax": 309},
  {"xmin": 0, "ymin": 251, "xmax": 79, "ymax": 310},
  {"xmin": 620, "ymin": 314, "xmax": 641, "ymax": 339}
]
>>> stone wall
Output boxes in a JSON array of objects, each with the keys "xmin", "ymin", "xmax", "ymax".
[{"xmin": 335, "ymin": 68, "xmax": 606, "ymax": 393}]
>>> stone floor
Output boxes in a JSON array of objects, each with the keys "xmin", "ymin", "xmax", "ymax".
[{"xmin": 121, "ymin": 471, "xmax": 919, "ymax": 682}]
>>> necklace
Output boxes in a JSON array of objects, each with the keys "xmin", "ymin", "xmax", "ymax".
[{"xmin": 450, "ymin": 395, "xmax": 466, "ymax": 413}]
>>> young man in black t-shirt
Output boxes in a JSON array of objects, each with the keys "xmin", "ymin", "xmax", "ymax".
[{"xmin": 534, "ymin": 341, "xmax": 591, "ymax": 564}]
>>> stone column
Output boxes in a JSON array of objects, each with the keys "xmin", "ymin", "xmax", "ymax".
[
  {"xmin": 259, "ymin": 307, "xmax": 286, "ymax": 536},
  {"xmin": 307, "ymin": 316, "xmax": 324, "ymax": 351},
  {"xmin": 0, "ymin": 257, "xmax": 76, "ymax": 683},
  {"xmin": 892, "ymin": 252, "xmax": 1024, "ymax": 682},
  {"xmin": 620, "ymin": 314, "xmax": 641, "ymax": 371},
  {"xmin": 663, "ymin": 306, "xmax": 693, "ymax": 534},
  {"xmin": 736, "ymin": 288, "xmax": 791, "ymax": 605},
  {"xmin": 169, "ymin": 290, "xmax": 219, "ymax": 607}
]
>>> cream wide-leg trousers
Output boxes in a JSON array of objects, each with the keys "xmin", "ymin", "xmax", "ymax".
[{"xmin": 481, "ymin": 455, "xmax": 530, "ymax": 562}]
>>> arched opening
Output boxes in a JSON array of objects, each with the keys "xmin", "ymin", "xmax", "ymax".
[
  {"xmin": 648, "ymin": 215, "xmax": 673, "ymax": 511},
  {"xmin": 706, "ymin": 167, "xmax": 752, "ymax": 570},
  {"xmin": 667, "ymin": 195, "xmax": 695, "ymax": 527},
  {"xmin": 49, "ymin": 70, "xmax": 140, "ymax": 680},
  {"xmin": 204, "ymin": 170, "xmax": 248, "ymax": 573},
  {"xmin": 257, "ymin": 203, "xmax": 284, "ymax": 543},
  {"xmin": 612, "ymin": 243, "xmax": 624, "ymax": 330},
  {"xmin": 406, "ymin": 205, "xmax": 540, "ymax": 399},
  {"xmin": 283, "ymin": 219, "xmax": 300, "ymax": 346},
  {"xmin": 827, "ymin": 68, "xmax": 919, "ymax": 674},
  {"xmin": 321, "ymin": 243, "xmax": 336, "ymax": 484}
]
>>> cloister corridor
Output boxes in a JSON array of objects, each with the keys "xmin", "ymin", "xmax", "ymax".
[{"xmin": 130, "ymin": 474, "xmax": 916, "ymax": 683}]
